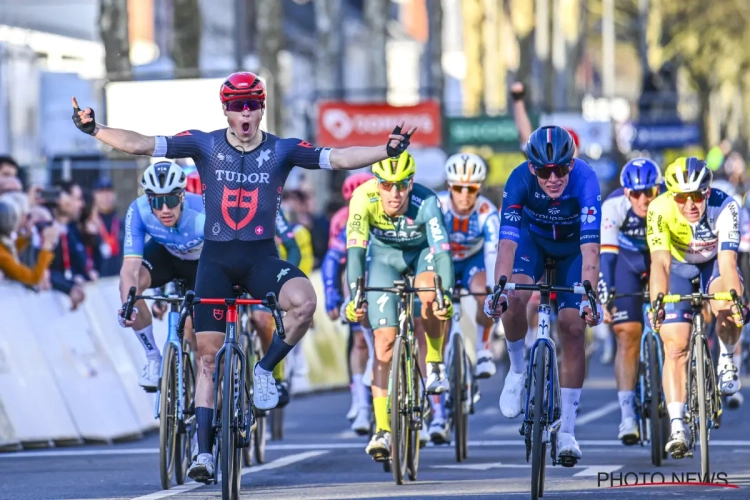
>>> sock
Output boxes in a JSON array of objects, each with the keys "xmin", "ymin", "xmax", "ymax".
[
  {"xmin": 352, "ymin": 374, "xmax": 365, "ymax": 409},
  {"xmin": 507, "ymin": 338, "xmax": 526, "ymax": 374},
  {"xmin": 525, "ymin": 327, "xmax": 536, "ymax": 348},
  {"xmin": 134, "ymin": 325, "xmax": 160, "ymax": 361},
  {"xmin": 718, "ymin": 339, "xmax": 737, "ymax": 365},
  {"xmin": 431, "ymin": 394, "xmax": 445, "ymax": 422},
  {"xmin": 373, "ymin": 396, "xmax": 391, "ymax": 433},
  {"xmin": 425, "ymin": 333, "xmax": 444, "ymax": 364},
  {"xmin": 560, "ymin": 388, "xmax": 581, "ymax": 435},
  {"xmin": 195, "ymin": 407, "xmax": 215, "ymax": 455},
  {"xmin": 617, "ymin": 391, "xmax": 636, "ymax": 421},
  {"xmin": 667, "ymin": 402, "xmax": 685, "ymax": 433},
  {"xmin": 733, "ymin": 351, "xmax": 742, "ymax": 375},
  {"xmin": 272, "ymin": 359, "xmax": 285, "ymax": 381},
  {"xmin": 258, "ymin": 333, "xmax": 293, "ymax": 372}
]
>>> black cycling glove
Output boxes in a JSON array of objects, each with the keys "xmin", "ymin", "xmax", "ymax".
[{"xmin": 386, "ymin": 125, "xmax": 412, "ymax": 157}]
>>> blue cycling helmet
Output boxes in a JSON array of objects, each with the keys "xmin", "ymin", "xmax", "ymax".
[
  {"xmin": 525, "ymin": 126, "xmax": 576, "ymax": 169},
  {"xmin": 620, "ymin": 158, "xmax": 662, "ymax": 190}
]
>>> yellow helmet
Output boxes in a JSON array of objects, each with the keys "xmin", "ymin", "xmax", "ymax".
[
  {"xmin": 371, "ymin": 152, "xmax": 416, "ymax": 182},
  {"xmin": 664, "ymin": 156, "xmax": 712, "ymax": 193}
]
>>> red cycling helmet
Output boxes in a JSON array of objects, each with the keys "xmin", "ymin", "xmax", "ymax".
[
  {"xmin": 342, "ymin": 172, "xmax": 374, "ymax": 201},
  {"xmin": 186, "ymin": 171, "xmax": 202, "ymax": 195},
  {"xmin": 563, "ymin": 128, "xmax": 580, "ymax": 150},
  {"xmin": 219, "ymin": 72, "xmax": 266, "ymax": 104}
]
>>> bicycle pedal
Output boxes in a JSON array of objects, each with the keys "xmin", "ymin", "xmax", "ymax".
[
  {"xmin": 369, "ymin": 450, "xmax": 389, "ymax": 462},
  {"xmin": 142, "ymin": 386, "xmax": 157, "ymax": 394},
  {"xmin": 558, "ymin": 455, "xmax": 578, "ymax": 468}
]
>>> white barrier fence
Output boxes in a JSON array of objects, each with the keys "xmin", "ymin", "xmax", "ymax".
[{"xmin": 0, "ymin": 271, "xmax": 477, "ymax": 451}]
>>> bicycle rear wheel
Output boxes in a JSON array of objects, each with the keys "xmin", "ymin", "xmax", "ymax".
[
  {"xmin": 694, "ymin": 337, "xmax": 710, "ymax": 479},
  {"xmin": 390, "ymin": 336, "xmax": 408, "ymax": 485},
  {"xmin": 221, "ymin": 351, "xmax": 242, "ymax": 500},
  {"xmin": 175, "ymin": 344, "xmax": 196, "ymax": 484},
  {"xmin": 530, "ymin": 346, "xmax": 548, "ymax": 500},
  {"xmin": 241, "ymin": 335, "xmax": 253, "ymax": 467},
  {"xmin": 646, "ymin": 334, "xmax": 663, "ymax": 466},
  {"xmin": 451, "ymin": 334, "xmax": 467, "ymax": 463},
  {"xmin": 159, "ymin": 344, "xmax": 178, "ymax": 490},
  {"xmin": 407, "ymin": 340, "xmax": 421, "ymax": 481},
  {"xmin": 271, "ymin": 407, "xmax": 284, "ymax": 440}
]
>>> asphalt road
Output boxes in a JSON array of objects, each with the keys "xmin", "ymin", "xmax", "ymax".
[{"xmin": 2, "ymin": 357, "xmax": 750, "ymax": 500}]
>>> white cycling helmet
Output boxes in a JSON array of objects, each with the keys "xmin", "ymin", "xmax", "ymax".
[
  {"xmin": 141, "ymin": 161, "xmax": 187, "ymax": 195},
  {"xmin": 445, "ymin": 153, "xmax": 487, "ymax": 184}
]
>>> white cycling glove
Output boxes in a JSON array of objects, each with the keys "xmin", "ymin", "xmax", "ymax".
[
  {"xmin": 117, "ymin": 306, "xmax": 138, "ymax": 328},
  {"xmin": 579, "ymin": 301, "xmax": 603, "ymax": 326},
  {"xmin": 484, "ymin": 293, "xmax": 508, "ymax": 318}
]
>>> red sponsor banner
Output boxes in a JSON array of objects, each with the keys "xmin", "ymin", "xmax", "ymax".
[{"xmin": 317, "ymin": 100, "xmax": 442, "ymax": 148}]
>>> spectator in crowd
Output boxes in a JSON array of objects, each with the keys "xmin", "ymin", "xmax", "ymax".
[
  {"xmin": 0, "ymin": 197, "xmax": 58, "ymax": 287},
  {"xmin": 78, "ymin": 190, "xmax": 102, "ymax": 280},
  {"xmin": 0, "ymin": 156, "xmax": 19, "ymax": 178},
  {"xmin": 47, "ymin": 180, "xmax": 88, "ymax": 310},
  {"xmin": 282, "ymin": 189, "xmax": 329, "ymax": 268},
  {"xmin": 0, "ymin": 176, "xmax": 22, "ymax": 195},
  {"xmin": 92, "ymin": 178, "xmax": 123, "ymax": 277}
]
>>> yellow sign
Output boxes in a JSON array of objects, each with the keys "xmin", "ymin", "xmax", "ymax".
[{"xmin": 661, "ymin": 147, "xmax": 706, "ymax": 167}]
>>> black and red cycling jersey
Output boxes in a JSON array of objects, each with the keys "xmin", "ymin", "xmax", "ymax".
[{"xmin": 153, "ymin": 130, "xmax": 331, "ymax": 242}]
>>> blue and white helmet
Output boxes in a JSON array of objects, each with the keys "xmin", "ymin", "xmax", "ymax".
[{"xmin": 620, "ymin": 158, "xmax": 662, "ymax": 190}]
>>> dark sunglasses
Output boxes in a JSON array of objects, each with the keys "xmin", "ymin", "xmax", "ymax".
[
  {"xmin": 673, "ymin": 189, "xmax": 708, "ymax": 204},
  {"xmin": 450, "ymin": 184, "xmax": 480, "ymax": 194},
  {"xmin": 225, "ymin": 99, "xmax": 264, "ymax": 112},
  {"xmin": 378, "ymin": 178, "xmax": 411, "ymax": 192},
  {"xmin": 628, "ymin": 187, "xmax": 658, "ymax": 199},
  {"xmin": 532, "ymin": 163, "xmax": 571, "ymax": 180},
  {"xmin": 149, "ymin": 194, "xmax": 182, "ymax": 210}
]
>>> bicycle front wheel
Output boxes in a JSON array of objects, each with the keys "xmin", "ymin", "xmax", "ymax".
[
  {"xmin": 175, "ymin": 343, "xmax": 197, "ymax": 484},
  {"xmin": 406, "ymin": 339, "xmax": 421, "ymax": 481},
  {"xmin": 530, "ymin": 346, "xmax": 548, "ymax": 500},
  {"xmin": 694, "ymin": 337, "xmax": 710, "ymax": 479},
  {"xmin": 390, "ymin": 336, "xmax": 408, "ymax": 485},
  {"xmin": 221, "ymin": 351, "xmax": 242, "ymax": 500},
  {"xmin": 451, "ymin": 334, "xmax": 467, "ymax": 463},
  {"xmin": 159, "ymin": 343, "xmax": 178, "ymax": 490},
  {"xmin": 646, "ymin": 334, "xmax": 663, "ymax": 466}
]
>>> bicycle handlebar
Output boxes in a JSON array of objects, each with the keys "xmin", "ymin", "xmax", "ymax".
[
  {"xmin": 354, "ymin": 274, "xmax": 446, "ymax": 310},
  {"xmin": 652, "ymin": 289, "xmax": 745, "ymax": 327},
  {"xmin": 122, "ymin": 286, "xmax": 137, "ymax": 321},
  {"xmin": 174, "ymin": 291, "xmax": 286, "ymax": 337},
  {"xmin": 490, "ymin": 276, "xmax": 598, "ymax": 319}
]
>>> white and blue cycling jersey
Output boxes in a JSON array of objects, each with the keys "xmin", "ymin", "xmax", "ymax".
[
  {"xmin": 436, "ymin": 192, "xmax": 499, "ymax": 289},
  {"xmin": 601, "ymin": 187, "xmax": 648, "ymax": 254},
  {"xmin": 124, "ymin": 193, "xmax": 205, "ymax": 260}
]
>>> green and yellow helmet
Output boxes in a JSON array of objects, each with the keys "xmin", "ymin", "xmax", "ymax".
[
  {"xmin": 371, "ymin": 152, "xmax": 416, "ymax": 182},
  {"xmin": 664, "ymin": 156, "xmax": 712, "ymax": 194}
]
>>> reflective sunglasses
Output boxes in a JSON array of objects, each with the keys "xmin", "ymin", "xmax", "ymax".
[
  {"xmin": 450, "ymin": 184, "xmax": 481, "ymax": 194},
  {"xmin": 378, "ymin": 178, "xmax": 412, "ymax": 192},
  {"xmin": 628, "ymin": 187, "xmax": 658, "ymax": 199},
  {"xmin": 225, "ymin": 99, "xmax": 264, "ymax": 112},
  {"xmin": 149, "ymin": 194, "xmax": 182, "ymax": 210},
  {"xmin": 532, "ymin": 163, "xmax": 571, "ymax": 180},
  {"xmin": 673, "ymin": 189, "xmax": 708, "ymax": 204}
]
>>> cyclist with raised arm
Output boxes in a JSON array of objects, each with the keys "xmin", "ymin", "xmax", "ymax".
[
  {"xmin": 344, "ymin": 152, "xmax": 454, "ymax": 461},
  {"xmin": 598, "ymin": 158, "xmax": 662, "ymax": 444},
  {"xmin": 646, "ymin": 157, "xmax": 744, "ymax": 459},
  {"xmin": 72, "ymin": 71, "xmax": 415, "ymax": 482},
  {"xmin": 426, "ymin": 153, "xmax": 499, "ymax": 444},
  {"xmin": 322, "ymin": 172, "xmax": 375, "ymax": 434},
  {"xmin": 118, "ymin": 161, "xmax": 204, "ymax": 390},
  {"xmin": 485, "ymin": 125, "xmax": 603, "ymax": 464}
]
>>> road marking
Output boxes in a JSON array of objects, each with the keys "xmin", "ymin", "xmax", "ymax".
[
  {"xmin": 574, "ymin": 465, "xmax": 623, "ymax": 477},
  {"xmin": 4, "ymin": 439, "xmax": 750, "ymax": 459},
  {"xmin": 484, "ymin": 401, "xmax": 620, "ymax": 436},
  {"xmin": 130, "ymin": 451, "xmax": 327, "ymax": 500}
]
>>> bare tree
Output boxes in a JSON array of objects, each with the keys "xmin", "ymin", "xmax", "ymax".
[
  {"xmin": 99, "ymin": 0, "xmax": 131, "ymax": 81},
  {"xmin": 314, "ymin": 0, "xmax": 344, "ymax": 99},
  {"xmin": 427, "ymin": 0, "xmax": 444, "ymax": 111},
  {"xmin": 256, "ymin": 0, "xmax": 284, "ymax": 134},
  {"xmin": 364, "ymin": 0, "xmax": 389, "ymax": 101},
  {"xmin": 172, "ymin": 0, "xmax": 202, "ymax": 78},
  {"xmin": 462, "ymin": 0, "xmax": 484, "ymax": 115}
]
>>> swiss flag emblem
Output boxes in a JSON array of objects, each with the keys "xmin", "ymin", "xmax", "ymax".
[
  {"xmin": 297, "ymin": 140, "xmax": 314, "ymax": 148},
  {"xmin": 175, "ymin": 130, "xmax": 192, "ymax": 137}
]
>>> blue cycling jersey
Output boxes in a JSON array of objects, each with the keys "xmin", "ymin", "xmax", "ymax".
[
  {"xmin": 499, "ymin": 158, "xmax": 601, "ymax": 247},
  {"xmin": 124, "ymin": 193, "xmax": 205, "ymax": 260}
]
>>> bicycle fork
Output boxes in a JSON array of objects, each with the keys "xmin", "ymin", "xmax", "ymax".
[{"xmin": 155, "ymin": 311, "xmax": 187, "ymax": 422}]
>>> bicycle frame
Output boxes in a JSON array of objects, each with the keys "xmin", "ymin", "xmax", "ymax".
[
  {"xmin": 637, "ymin": 302, "xmax": 665, "ymax": 429},
  {"xmin": 155, "ymin": 281, "xmax": 189, "ymax": 422},
  {"xmin": 387, "ymin": 275, "xmax": 421, "ymax": 426}
]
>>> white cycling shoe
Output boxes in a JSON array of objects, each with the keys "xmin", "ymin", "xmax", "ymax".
[
  {"xmin": 366, "ymin": 430, "xmax": 391, "ymax": 461},
  {"xmin": 187, "ymin": 452, "xmax": 215, "ymax": 483},
  {"xmin": 351, "ymin": 408, "xmax": 371, "ymax": 436},
  {"xmin": 618, "ymin": 417, "xmax": 639, "ymax": 446},
  {"xmin": 253, "ymin": 364, "xmax": 279, "ymax": 410},
  {"xmin": 429, "ymin": 419, "xmax": 450, "ymax": 445},
  {"xmin": 556, "ymin": 432, "xmax": 582, "ymax": 465},
  {"xmin": 665, "ymin": 429, "xmax": 689, "ymax": 459},
  {"xmin": 138, "ymin": 359, "xmax": 160, "ymax": 392},
  {"xmin": 499, "ymin": 370, "xmax": 526, "ymax": 418},
  {"xmin": 426, "ymin": 362, "xmax": 449, "ymax": 394},
  {"xmin": 346, "ymin": 399, "xmax": 358, "ymax": 422},
  {"xmin": 475, "ymin": 349, "xmax": 496, "ymax": 379},
  {"xmin": 718, "ymin": 362, "xmax": 741, "ymax": 396}
]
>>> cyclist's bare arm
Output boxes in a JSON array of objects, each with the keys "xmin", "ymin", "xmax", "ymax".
[
  {"xmin": 93, "ymin": 125, "xmax": 156, "ymax": 156},
  {"xmin": 649, "ymin": 250, "xmax": 671, "ymax": 301},
  {"xmin": 581, "ymin": 243, "xmax": 600, "ymax": 302},
  {"xmin": 494, "ymin": 239, "xmax": 518, "ymax": 285},
  {"xmin": 717, "ymin": 250, "xmax": 742, "ymax": 296},
  {"xmin": 512, "ymin": 98, "xmax": 533, "ymax": 145},
  {"xmin": 119, "ymin": 257, "xmax": 142, "ymax": 303}
]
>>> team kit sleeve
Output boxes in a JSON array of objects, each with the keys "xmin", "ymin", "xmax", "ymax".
[
  {"xmin": 123, "ymin": 201, "xmax": 146, "ymax": 258},
  {"xmin": 345, "ymin": 189, "xmax": 371, "ymax": 295},
  {"xmin": 152, "ymin": 129, "xmax": 211, "ymax": 164},
  {"xmin": 498, "ymin": 166, "xmax": 528, "ymax": 243},
  {"xmin": 421, "ymin": 195, "xmax": 455, "ymax": 294},
  {"xmin": 717, "ymin": 198, "xmax": 741, "ymax": 252},
  {"xmin": 599, "ymin": 196, "xmax": 624, "ymax": 291},
  {"xmin": 277, "ymin": 138, "xmax": 333, "ymax": 171},
  {"xmin": 322, "ymin": 230, "xmax": 346, "ymax": 295},
  {"xmin": 578, "ymin": 169, "xmax": 602, "ymax": 245},
  {"xmin": 275, "ymin": 212, "xmax": 302, "ymax": 266},
  {"xmin": 481, "ymin": 209, "xmax": 501, "ymax": 289},
  {"xmin": 645, "ymin": 197, "xmax": 670, "ymax": 253}
]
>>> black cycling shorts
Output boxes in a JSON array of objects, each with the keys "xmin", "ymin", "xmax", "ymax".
[
  {"xmin": 142, "ymin": 239, "xmax": 199, "ymax": 290},
  {"xmin": 193, "ymin": 239, "xmax": 307, "ymax": 333}
]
